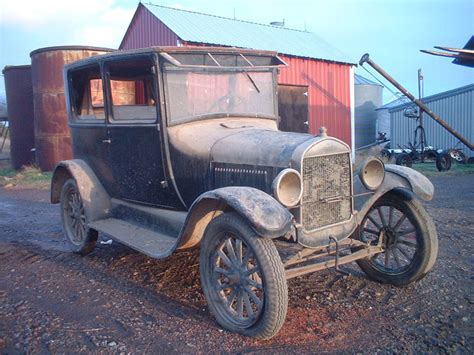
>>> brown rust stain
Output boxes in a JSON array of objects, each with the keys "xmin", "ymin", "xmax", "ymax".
[{"xmin": 31, "ymin": 48, "xmax": 112, "ymax": 171}]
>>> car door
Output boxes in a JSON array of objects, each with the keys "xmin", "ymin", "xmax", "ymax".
[
  {"xmin": 102, "ymin": 56, "xmax": 181, "ymax": 208},
  {"xmin": 67, "ymin": 63, "xmax": 116, "ymax": 195}
]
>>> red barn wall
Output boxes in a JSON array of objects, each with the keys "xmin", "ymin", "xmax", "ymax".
[
  {"xmin": 278, "ymin": 55, "xmax": 352, "ymax": 145},
  {"xmin": 120, "ymin": 5, "xmax": 179, "ymax": 49}
]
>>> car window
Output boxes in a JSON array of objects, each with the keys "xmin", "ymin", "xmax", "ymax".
[
  {"xmin": 164, "ymin": 69, "xmax": 276, "ymax": 124},
  {"xmin": 69, "ymin": 65, "xmax": 105, "ymax": 121},
  {"xmin": 106, "ymin": 58, "xmax": 158, "ymax": 122}
]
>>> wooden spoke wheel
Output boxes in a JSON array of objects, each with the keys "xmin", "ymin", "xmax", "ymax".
[
  {"xmin": 60, "ymin": 179, "xmax": 97, "ymax": 255},
  {"xmin": 200, "ymin": 213, "xmax": 287, "ymax": 339},
  {"xmin": 354, "ymin": 192, "xmax": 438, "ymax": 286}
]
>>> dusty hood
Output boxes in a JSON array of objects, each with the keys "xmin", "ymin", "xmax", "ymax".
[
  {"xmin": 168, "ymin": 117, "xmax": 315, "ymax": 168},
  {"xmin": 211, "ymin": 126, "xmax": 314, "ymax": 168}
]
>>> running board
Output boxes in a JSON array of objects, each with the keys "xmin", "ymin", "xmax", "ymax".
[{"xmin": 89, "ymin": 218, "xmax": 178, "ymax": 259}]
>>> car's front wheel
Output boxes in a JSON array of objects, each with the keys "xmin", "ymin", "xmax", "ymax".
[
  {"xmin": 200, "ymin": 212, "xmax": 288, "ymax": 339},
  {"xmin": 353, "ymin": 192, "xmax": 438, "ymax": 286},
  {"xmin": 60, "ymin": 179, "xmax": 98, "ymax": 255}
]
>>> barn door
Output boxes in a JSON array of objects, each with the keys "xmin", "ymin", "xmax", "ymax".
[{"xmin": 277, "ymin": 84, "xmax": 309, "ymax": 133}]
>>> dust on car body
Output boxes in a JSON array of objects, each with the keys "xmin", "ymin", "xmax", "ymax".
[{"xmin": 51, "ymin": 46, "xmax": 438, "ymax": 339}]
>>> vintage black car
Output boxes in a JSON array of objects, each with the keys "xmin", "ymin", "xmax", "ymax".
[{"xmin": 51, "ymin": 47, "xmax": 438, "ymax": 339}]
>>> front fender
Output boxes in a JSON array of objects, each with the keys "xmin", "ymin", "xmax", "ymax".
[
  {"xmin": 384, "ymin": 165, "xmax": 434, "ymax": 200},
  {"xmin": 51, "ymin": 159, "xmax": 111, "ymax": 223},
  {"xmin": 354, "ymin": 164, "xmax": 434, "ymax": 219},
  {"xmin": 177, "ymin": 187, "xmax": 293, "ymax": 250}
]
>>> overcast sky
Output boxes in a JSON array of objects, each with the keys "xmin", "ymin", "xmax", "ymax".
[{"xmin": 0, "ymin": 0, "xmax": 473, "ymax": 103}]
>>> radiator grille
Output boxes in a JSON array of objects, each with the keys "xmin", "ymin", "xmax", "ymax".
[
  {"xmin": 301, "ymin": 153, "xmax": 352, "ymax": 231},
  {"xmin": 213, "ymin": 164, "xmax": 269, "ymax": 191}
]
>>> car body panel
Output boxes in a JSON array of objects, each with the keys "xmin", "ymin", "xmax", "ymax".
[
  {"xmin": 51, "ymin": 159, "xmax": 111, "ymax": 223},
  {"xmin": 167, "ymin": 117, "xmax": 314, "ymax": 206}
]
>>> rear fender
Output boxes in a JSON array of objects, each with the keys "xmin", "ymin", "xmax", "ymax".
[
  {"xmin": 177, "ymin": 187, "xmax": 293, "ymax": 249},
  {"xmin": 354, "ymin": 164, "xmax": 434, "ymax": 220},
  {"xmin": 51, "ymin": 159, "xmax": 111, "ymax": 223}
]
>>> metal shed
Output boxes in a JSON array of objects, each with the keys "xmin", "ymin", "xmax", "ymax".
[
  {"xmin": 375, "ymin": 97, "xmax": 410, "ymax": 141},
  {"xmin": 120, "ymin": 3, "xmax": 356, "ymax": 149},
  {"xmin": 389, "ymin": 84, "xmax": 474, "ymax": 158},
  {"xmin": 354, "ymin": 74, "xmax": 383, "ymax": 148}
]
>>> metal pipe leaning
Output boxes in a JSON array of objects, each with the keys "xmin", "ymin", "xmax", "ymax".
[{"xmin": 359, "ymin": 53, "xmax": 473, "ymax": 151}]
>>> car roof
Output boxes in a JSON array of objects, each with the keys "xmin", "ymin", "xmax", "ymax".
[{"xmin": 64, "ymin": 46, "xmax": 281, "ymax": 71}]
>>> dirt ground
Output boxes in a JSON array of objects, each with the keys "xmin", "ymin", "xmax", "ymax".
[{"xmin": 0, "ymin": 174, "xmax": 472, "ymax": 353}]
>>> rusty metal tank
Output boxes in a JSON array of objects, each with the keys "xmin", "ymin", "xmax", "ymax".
[
  {"xmin": 2, "ymin": 65, "xmax": 35, "ymax": 170},
  {"xmin": 30, "ymin": 46, "xmax": 114, "ymax": 171}
]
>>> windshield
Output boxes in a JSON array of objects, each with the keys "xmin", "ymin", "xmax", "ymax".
[{"xmin": 164, "ymin": 69, "xmax": 276, "ymax": 124}]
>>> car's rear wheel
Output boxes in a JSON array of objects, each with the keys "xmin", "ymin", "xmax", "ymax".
[
  {"xmin": 200, "ymin": 212, "xmax": 288, "ymax": 339},
  {"xmin": 60, "ymin": 179, "xmax": 98, "ymax": 255},
  {"xmin": 353, "ymin": 192, "xmax": 438, "ymax": 286}
]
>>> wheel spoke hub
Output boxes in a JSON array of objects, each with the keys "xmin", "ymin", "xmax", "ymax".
[
  {"xmin": 362, "ymin": 203, "xmax": 419, "ymax": 273},
  {"xmin": 65, "ymin": 189, "xmax": 86, "ymax": 244},
  {"xmin": 383, "ymin": 227, "xmax": 398, "ymax": 248}
]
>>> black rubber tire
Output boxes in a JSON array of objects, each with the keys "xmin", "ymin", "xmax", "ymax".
[
  {"xmin": 199, "ymin": 212, "xmax": 288, "ymax": 339},
  {"xmin": 436, "ymin": 152, "xmax": 452, "ymax": 171},
  {"xmin": 354, "ymin": 192, "xmax": 438, "ymax": 286},
  {"xmin": 60, "ymin": 179, "xmax": 98, "ymax": 255},
  {"xmin": 396, "ymin": 153, "xmax": 412, "ymax": 167}
]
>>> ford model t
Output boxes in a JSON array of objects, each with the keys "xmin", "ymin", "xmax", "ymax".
[{"xmin": 51, "ymin": 47, "xmax": 438, "ymax": 339}]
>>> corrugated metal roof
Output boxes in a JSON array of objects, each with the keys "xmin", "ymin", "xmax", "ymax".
[
  {"xmin": 354, "ymin": 74, "xmax": 382, "ymax": 86},
  {"xmin": 376, "ymin": 96, "xmax": 411, "ymax": 110},
  {"xmin": 144, "ymin": 4, "xmax": 354, "ymax": 65},
  {"xmin": 388, "ymin": 84, "xmax": 474, "ymax": 112}
]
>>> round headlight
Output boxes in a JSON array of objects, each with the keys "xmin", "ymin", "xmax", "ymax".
[
  {"xmin": 359, "ymin": 157, "xmax": 385, "ymax": 191},
  {"xmin": 272, "ymin": 168, "xmax": 302, "ymax": 207}
]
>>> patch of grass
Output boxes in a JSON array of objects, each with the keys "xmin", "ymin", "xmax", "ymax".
[
  {"xmin": 0, "ymin": 167, "xmax": 16, "ymax": 179},
  {"xmin": 0, "ymin": 165, "xmax": 52, "ymax": 189},
  {"xmin": 411, "ymin": 162, "xmax": 474, "ymax": 176}
]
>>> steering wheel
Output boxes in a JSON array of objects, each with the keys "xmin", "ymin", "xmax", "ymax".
[{"xmin": 209, "ymin": 94, "xmax": 244, "ymax": 113}]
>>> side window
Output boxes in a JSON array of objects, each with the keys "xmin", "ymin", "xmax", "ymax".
[
  {"xmin": 106, "ymin": 58, "xmax": 158, "ymax": 122},
  {"xmin": 69, "ymin": 65, "xmax": 105, "ymax": 120}
]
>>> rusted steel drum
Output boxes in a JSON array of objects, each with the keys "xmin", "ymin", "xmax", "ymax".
[
  {"xmin": 30, "ymin": 46, "xmax": 114, "ymax": 171},
  {"xmin": 2, "ymin": 65, "xmax": 35, "ymax": 170}
]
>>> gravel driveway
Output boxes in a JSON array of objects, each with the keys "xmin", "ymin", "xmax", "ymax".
[{"xmin": 0, "ymin": 174, "xmax": 472, "ymax": 353}]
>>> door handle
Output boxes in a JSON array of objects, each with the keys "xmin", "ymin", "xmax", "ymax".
[{"xmin": 102, "ymin": 138, "xmax": 112, "ymax": 144}]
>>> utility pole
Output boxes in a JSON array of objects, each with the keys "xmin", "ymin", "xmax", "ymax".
[{"xmin": 418, "ymin": 69, "xmax": 425, "ymax": 162}]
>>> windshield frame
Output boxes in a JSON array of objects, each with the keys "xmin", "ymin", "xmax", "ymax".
[{"xmin": 162, "ymin": 65, "xmax": 279, "ymax": 126}]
